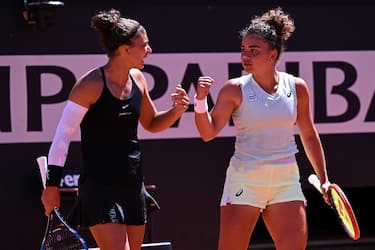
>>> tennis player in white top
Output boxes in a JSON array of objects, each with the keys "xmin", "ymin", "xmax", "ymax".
[{"xmin": 194, "ymin": 7, "xmax": 332, "ymax": 250}]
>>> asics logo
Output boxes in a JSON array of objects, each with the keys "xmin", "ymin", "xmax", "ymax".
[{"xmin": 235, "ymin": 188, "xmax": 243, "ymax": 197}]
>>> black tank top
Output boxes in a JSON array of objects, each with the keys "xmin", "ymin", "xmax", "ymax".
[{"xmin": 79, "ymin": 67, "xmax": 143, "ymax": 191}]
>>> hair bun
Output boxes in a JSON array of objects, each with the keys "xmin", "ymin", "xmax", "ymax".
[{"xmin": 91, "ymin": 9, "xmax": 122, "ymax": 32}]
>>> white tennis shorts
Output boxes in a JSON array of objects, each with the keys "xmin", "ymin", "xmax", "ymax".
[{"xmin": 220, "ymin": 157, "xmax": 307, "ymax": 209}]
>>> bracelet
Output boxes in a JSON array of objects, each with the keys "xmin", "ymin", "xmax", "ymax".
[{"xmin": 194, "ymin": 95, "xmax": 208, "ymax": 113}]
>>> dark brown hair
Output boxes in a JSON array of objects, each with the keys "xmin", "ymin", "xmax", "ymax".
[
  {"xmin": 91, "ymin": 9, "xmax": 144, "ymax": 55},
  {"xmin": 240, "ymin": 7, "xmax": 295, "ymax": 60}
]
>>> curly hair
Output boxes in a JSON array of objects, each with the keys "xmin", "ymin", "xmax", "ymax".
[{"xmin": 240, "ymin": 7, "xmax": 295, "ymax": 60}]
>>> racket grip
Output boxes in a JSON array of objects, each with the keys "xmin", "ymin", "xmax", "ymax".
[
  {"xmin": 308, "ymin": 174, "xmax": 322, "ymax": 193},
  {"xmin": 37, "ymin": 156, "xmax": 48, "ymax": 190}
]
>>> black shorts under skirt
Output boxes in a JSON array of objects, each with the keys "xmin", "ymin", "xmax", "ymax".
[{"xmin": 74, "ymin": 184, "xmax": 147, "ymax": 227}]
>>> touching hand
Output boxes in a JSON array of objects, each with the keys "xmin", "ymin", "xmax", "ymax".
[
  {"xmin": 196, "ymin": 76, "xmax": 214, "ymax": 99},
  {"xmin": 171, "ymin": 84, "xmax": 189, "ymax": 111}
]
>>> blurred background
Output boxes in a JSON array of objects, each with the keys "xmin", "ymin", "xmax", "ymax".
[{"xmin": 1, "ymin": 0, "xmax": 374, "ymax": 249}]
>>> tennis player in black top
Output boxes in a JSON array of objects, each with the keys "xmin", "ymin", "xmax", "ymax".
[{"xmin": 41, "ymin": 9, "xmax": 189, "ymax": 250}]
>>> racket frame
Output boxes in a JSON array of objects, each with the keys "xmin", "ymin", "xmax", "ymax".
[
  {"xmin": 40, "ymin": 207, "xmax": 89, "ymax": 250},
  {"xmin": 308, "ymin": 174, "xmax": 360, "ymax": 241},
  {"xmin": 37, "ymin": 156, "xmax": 89, "ymax": 250},
  {"xmin": 327, "ymin": 183, "xmax": 361, "ymax": 240}
]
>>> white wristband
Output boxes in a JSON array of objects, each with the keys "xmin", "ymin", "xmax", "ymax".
[{"xmin": 194, "ymin": 95, "xmax": 208, "ymax": 113}]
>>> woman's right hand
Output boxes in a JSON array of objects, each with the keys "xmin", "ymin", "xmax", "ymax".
[
  {"xmin": 41, "ymin": 186, "xmax": 60, "ymax": 216},
  {"xmin": 196, "ymin": 76, "xmax": 214, "ymax": 99}
]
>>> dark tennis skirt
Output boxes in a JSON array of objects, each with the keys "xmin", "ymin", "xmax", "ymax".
[{"xmin": 73, "ymin": 183, "xmax": 148, "ymax": 227}]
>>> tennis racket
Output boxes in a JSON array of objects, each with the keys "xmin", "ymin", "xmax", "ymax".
[
  {"xmin": 308, "ymin": 174, "xmax": 361, "ymax": 240},
  {"xmin": 37, "ymin": 156, "xmax": 89, "ymax": 250}
]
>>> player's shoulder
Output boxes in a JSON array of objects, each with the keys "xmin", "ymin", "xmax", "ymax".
[
  {"xmin": 225, "ymin": 77, "xmax": 243, "ymax": 88},
  {"xmin": 78, "ymin": 67, "xmax": 102, "ymax": 84},
  {"xmin": 130, "ymin": 68, "xmax": 144, "ymax": 80},
  {"xmin": 219, "ymin": 77, "xmax": 242, "ymax": 99},
  {"xmin": 71, "ymin": 67, "xmax": 104, "ymax": 99},
  {"xmin": 130, "ymin": 68, "xmax": 146, "ymax": 85},
  {"xmin": 294, "ymin": 76, "xmax": 306, "ymax": 86},
  {"xmin": 278, "ymin": 71, "xmax": 307, "ymax": 92},
  {"xmin": 293, "ymin": 76, "xmax": 308, "ymax": 92},
  {"xmin": 279, "ymin": 71, "xmax": 306, "ymax": 86},
  {"xmin": 288, "ymin": 74, "xmax": 310, "ymax": 98}
]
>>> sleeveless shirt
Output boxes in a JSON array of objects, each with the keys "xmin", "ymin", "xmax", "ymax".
[
  {"xmin": 229, "ymin": 72, "xmax": 299, "ymax": 169},
  {"xmin": 79, "ymin": 67, "xmax": 143, "ymax": 191}
]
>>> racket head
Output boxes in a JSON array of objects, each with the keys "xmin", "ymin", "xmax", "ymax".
[
  {"xmin": 328, "ymin": 184, "xmax": 361, "ymax": 240},
  {"xmin": 41, "ymin": 207, "xmax": 88, "ymax": 250}
]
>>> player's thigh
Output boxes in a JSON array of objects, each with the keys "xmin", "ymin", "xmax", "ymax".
[
  {"xmin": 90, "ymin": 222, "xmax": 128, "ymax": 250},
  {"xmin": 262, "ymin": 201, "xmax": 307, "ymax": 248},
  {"xmin": 127, "ymin": 224, "xmax": 146, "ymax": 249},
  {"xmin": 219, "ymin": 204, "xmax": 260, "ymax": 249}
]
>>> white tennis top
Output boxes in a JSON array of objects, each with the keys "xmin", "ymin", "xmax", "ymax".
[{"xmin": 229, "ymin": 72, "xmax": 299, "ymax": 169}]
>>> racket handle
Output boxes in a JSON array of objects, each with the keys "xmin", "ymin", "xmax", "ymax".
[
  {"xmin": 308, "ymin": 174, "xmax": 322, "ymax": 193},
  {"xmin": 37, "ymin": 156, "xmax": 48, "ymax": 190}
]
